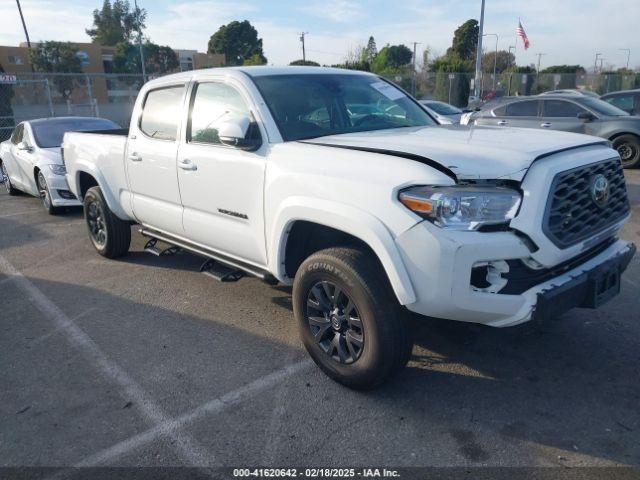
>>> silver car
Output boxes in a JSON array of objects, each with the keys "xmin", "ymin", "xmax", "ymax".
[
  {"xmin": 419, "ymin": 100, "xmax": 463, "ymax": 124},
  {"xmin": 474, "ymin": 95, "xmax": 640, "ymax": 168}
]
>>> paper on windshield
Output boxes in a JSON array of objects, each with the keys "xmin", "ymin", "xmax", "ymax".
[{"xmin": 370, "ymin": 81, "xmax": 405, "ymax": 101}]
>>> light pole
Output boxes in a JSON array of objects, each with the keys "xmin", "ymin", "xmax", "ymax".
[
  {"xmin": 411, "ymin": 41, "xmax": 421, "ymax": 96},
  {"xmin": 619, "ymin": 48, "xmax": 631, "ymax": 69},
  {"xmin": 483, "ymin": 33, "xmax": 498, "ymax": 91},
  {"xmin": 133, "ymin": 0, "xmax": 146, "ymax": 80},
  {"xmin": 15, "ymin": 0, "xmax": 34, "ymax": 73},
  {"xmin": 473, "ymin": 0, "xmax": 486, "ymax": 99}
]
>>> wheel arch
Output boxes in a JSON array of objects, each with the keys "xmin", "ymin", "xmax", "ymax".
[
  {"xmin": 71, "ymin": 167, "xmax": 130, "ymax": 220},
  {"xmin": 608, "ymin": 131, "xmax": 640, "ymax": 142},
  {"xmin": 269, "ymin": 197, "xmax": 416, "ymax": 305}
]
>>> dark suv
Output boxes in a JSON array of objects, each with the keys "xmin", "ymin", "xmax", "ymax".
[
  {"xmin": 474, "ymin": 95, "xmax": 640, "ymax": 168},
  {"xmin": 601, "ymin": 89, "xmax": 640, "ymax": 116}
]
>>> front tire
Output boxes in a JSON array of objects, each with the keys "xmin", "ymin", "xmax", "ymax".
[
  {"xmin": 83, "ymin": 186, "xmax": 131, "ymax": 258},
  {"xmin": 37, "ymin": 170, "xmax": 59, "ymax": 215},
  {"xmin": 1, "ymin": 160, "xmax": 19, "ymax": 196},
  {"xmin": 293, "ymin": 247, "xmax": 412, "ymax": 390},
  {"xmin": 613, "ymin": 134, "xmax": 640, "ymax": 168}
]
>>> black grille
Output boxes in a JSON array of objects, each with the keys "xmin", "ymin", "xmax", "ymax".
[{"xmin": 544, "ymin": 158, "xmax": 629, "ymax": 249}]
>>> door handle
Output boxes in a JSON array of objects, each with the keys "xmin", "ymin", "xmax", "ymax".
[
  {"xmin": 128, "ymin": 153, "xmax": 142, "ymax": 162},
  {"xmin": 497, "ymin": 120, "xmax": 508, "ymax": 126},
  {"xmin": 540, "ymin": 122, "xmax": 552, "ymax": 128},
  {"xmin": 178, "ymin": 158, "xmax": 197, "ymax": 171}
]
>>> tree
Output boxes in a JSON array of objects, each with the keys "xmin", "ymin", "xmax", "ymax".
[
  {"xmin": 481, "ymin": 50, "xmax": 515, "ymax": 74},
  {"xmin": 289, "ymin": 59, "xmax": 320, "ymax": 66},
  {"xmin": 243, "ymin": 53, "xmax": 268, "ymax": 66},
  {"xmin": 0, "ymin": 63, "xmax": 15, "ymax": 142},
  {"xmin": 207, "ymin": 20, "xmax": 266, "ymax": 66},
  {"xmin": 363, "ymin": 36, "xmax": 377, "ymax": 64},
  {"xmin": 371, "ymin": 44, "xmax": 412, "ymax": 73},
  {"xmin": 447, "ymin": 19, "xmax": 478, "ymax": 62},
  {"xmin": 540, "ymin": 65, "xmax": 586, "ymax": 74},
  {"xmin": 29, "ymin": 42, "xmax": 83, "ymax": 100},
  {"xmin": 86, "ymin": 0, "xmax": 146, "ymax": 46},
  {"xmin": 113, "ymin": 41, "xmax": 178, "ymax": 74}
]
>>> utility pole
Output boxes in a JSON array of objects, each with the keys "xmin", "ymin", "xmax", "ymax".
[
  {"xmin": 134, "ymin": 0, "xmax": 146, "ymax": 80},
  {"xmin": 619, "ymin": 48, "xmax": 631, "ymax": 69},
  {"xmin": 473, "ymin": 0, "xmax": 486, "ymax": 99},
  {"xmin": 594, "ymin": 52, "xmax": 602, "ymax": 74},
  {"xmin": 508, "ymin": 45, "xmax": 516, "ymax": 68},
  {"xmin": 483, "ymin": 33, "xmax": 498, "ymax": 91},
  {"xmin": 411, "ymin": 41, "xmax": 421, "ymax": 96},
  {"xmin": 16, "ymin": 0, "xmax": 34, "ymax": 73},
  {"xmin": 299, "ymin": 32, "xmax": 308, "ymax": 62},
  {"xmin": 16, "ymin": 0, "xmax": 31, "ymax": 48}
]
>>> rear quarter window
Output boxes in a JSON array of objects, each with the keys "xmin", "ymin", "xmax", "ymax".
[{"xmin": 139, "ymin": 85, "xmax": 185, "ymax": 141}]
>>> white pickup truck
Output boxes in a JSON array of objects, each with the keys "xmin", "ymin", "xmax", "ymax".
[{"xmin": 63, "ymin": 66, "xmax": 635, "ymax": 389}]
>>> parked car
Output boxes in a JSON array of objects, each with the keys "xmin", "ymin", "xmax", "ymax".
[
  {"xmin": 601, "ymin": 89, "xmax": 640, "ymax": 116},
  {"xmin": 473, "ymin": 95, "xmax": 640, "ymax": 168},
  {"xmin": 419, "ymin": 100, "xmax": 463, "ymax": 124},
  {"xmin": 63, "ymin": 67, "xmax": 635, "ymax": 389},
  {"xmin": 0, "ymin": 117, "xmax": 121, "ymax": 213},
  {"xmin": 539, "ymin": 89, "xmax": 600, "ymax": 98}
]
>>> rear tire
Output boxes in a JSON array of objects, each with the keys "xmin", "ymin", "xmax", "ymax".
[
  {"xmin": 293, "ymin": 247, "xmax": 413, "ymax": 390},
  {"xmin": 1, "ymin": 160, "xmax": 19, "ymax": 196},
  {"xmin": 612, "ymin": 134, "xmax": 640, "ymax": 168},
  {"xmin": 83, "ymin": 186, "xmax": 131, "ymax": 258}
]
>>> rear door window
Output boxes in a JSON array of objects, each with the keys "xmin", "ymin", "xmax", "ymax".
[
  {"xmin": 139, "ymin": 85, "xmax": 185, "ymax": 141},
  {"xmin": 505, "ymin": 100, "xmax": 539, "ymax": 117},
  {"xmin": 543, "ymin": 100, "xmax": 587, "ymax": 117}
]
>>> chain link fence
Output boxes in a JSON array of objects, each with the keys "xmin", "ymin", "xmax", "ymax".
[
  {"xmin": 1, "ymin": 71, "xmax": 639, "ymax": 141},
  {"xmin": 383, "ymin": 72, "xmax": 640, "ymax": 108},
  {"xmin": 0, "ymin": 73, "xmax": 145, "ymax": 141}
]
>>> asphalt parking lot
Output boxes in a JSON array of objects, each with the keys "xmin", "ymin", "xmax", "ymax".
[{"xmin": 1, "ymin": 171, "xmax": 639, "ymax": 472}]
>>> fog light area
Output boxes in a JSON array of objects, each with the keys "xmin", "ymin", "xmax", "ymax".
[{"xmin": 470, "ymin": 260, "xmax": 510, "ymax": 293}]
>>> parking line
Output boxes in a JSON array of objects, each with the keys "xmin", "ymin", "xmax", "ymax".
[
  {"xmin": 69, "ymin": 359, "xmax": 313, "ymax": 467},
  {"xmin": 623, "ymin": 276, "xmax": 639, "ymax": 288},
  {"xmin": 0, "ymin": 254, "xmax": 213, "ymax": 467}
]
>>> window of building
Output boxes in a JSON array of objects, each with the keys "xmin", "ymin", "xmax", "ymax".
[{"xmin": 8, "ymin": 55, "xmax": 23, "ymax": 65}]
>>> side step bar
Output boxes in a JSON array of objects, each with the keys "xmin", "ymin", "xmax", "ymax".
[{"xmin": 139, "ymin": 227, "xmax": 274, "ymax": 282}]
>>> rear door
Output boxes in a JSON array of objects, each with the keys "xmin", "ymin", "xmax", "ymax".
[
  {"xmin": 3, "ymin": 124, "xmax": 23, "ymax": 187},
  {"xmin": 176, "ymin": 80, "xmax": 267, "ymax": 266},
  {"xmin": 479, "ymin": 100, "xmax": 540, "ymax": 129},
  {"xmin": 540, "ymin": 99, "xmax": 589, "ymax": 133},
  {"xmin": 126, "ymin": 83, "xmax": 187, "ymax": 234}
]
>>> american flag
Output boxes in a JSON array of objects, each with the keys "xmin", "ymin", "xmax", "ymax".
[{"xmin": 516, "ymin": 21, "xmax": 530, "ymax": 50}]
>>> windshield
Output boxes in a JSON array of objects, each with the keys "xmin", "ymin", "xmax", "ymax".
[
  {"xmin": 580, "ymin": 98, "xmax": 629, "ymax": 117},
  {"xmin": 31, "ymin": 118, "xmax": 120, "ymax": 148},
  {"xmin": 251, "ymin": 74, "xmax": 436, "ymax": 141},
  {"xmin": 423, "ymin": 101, "xmax": 462, "ymax": 115}
]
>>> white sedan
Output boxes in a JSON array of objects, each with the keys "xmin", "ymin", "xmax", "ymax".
[{"xmin": 0, "ymin": 117, "xmax": 120, "ymax": 214}]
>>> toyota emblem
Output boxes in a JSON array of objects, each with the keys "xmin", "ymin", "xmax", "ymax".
[{"xmin": 590, "ymin": 174, "xmax": 610, "ymax": 208}]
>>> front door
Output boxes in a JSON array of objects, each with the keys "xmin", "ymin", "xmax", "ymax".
[
  {"xmin": 540, "ymin": 99, "xmax": 589, "ymax": 133},
  {"xmin": 126, "ymin": 84, "xmax": 187, "ymax": 234},
  {"xmin": 176, "ymin": 80, "xmax": 267, "ymax": 266}
]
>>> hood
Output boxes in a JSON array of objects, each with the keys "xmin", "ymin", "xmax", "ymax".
[{"xmin": 303, "ymin": 125, "xmax": 607, "ymax": 180}]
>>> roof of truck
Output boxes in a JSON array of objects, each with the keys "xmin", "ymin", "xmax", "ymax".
[{"xmin": 146, "ymin": 66, "xmax": 375, "ymax": 86}]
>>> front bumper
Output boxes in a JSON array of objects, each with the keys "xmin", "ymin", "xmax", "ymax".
[
  {"xmin": 45, "ymin": 172, "xmax": 82, "ymax": 207},
  {"xmin": 395, "ymin": 221, "xmax": 635, "ymax": 327}
]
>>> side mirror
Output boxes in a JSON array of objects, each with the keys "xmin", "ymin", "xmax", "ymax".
[
  {"xmin": 218, "ymin": 117, "xmax": 261, "ymax": 151},
  {"xmin": 17, "ymin": 141, "xmax": 33, "ymax": 153},
  {"xmin": 577, "ymin": 111, "xmax": 595, "ymax": 122}
]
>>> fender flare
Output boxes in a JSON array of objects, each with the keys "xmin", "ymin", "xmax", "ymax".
[
  {"xmin": 71, "ymin": 160, "xmax": 131, "ymax": 220},
  {"xmin": 268, "ymin": 196, "xmax": 417, "ymax": 305}
]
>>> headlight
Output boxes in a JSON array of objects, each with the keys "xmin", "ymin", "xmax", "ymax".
[
  {"xmin": 399, "ymin": 185, "xmax": 521, "ymax": 230},
  {"xmin": 48, "ymin": 164, "xmax": 66, "ymax": 175}
]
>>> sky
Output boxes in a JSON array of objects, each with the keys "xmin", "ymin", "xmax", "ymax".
[{"xmin": 1, "ymin": 0, "xmax": 638, "ymax": 71}]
